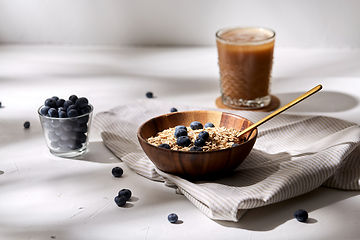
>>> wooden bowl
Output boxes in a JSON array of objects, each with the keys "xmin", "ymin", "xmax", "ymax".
[{"xmin": 137, "ymin": 110, "xmax": 257, "ymax": 180}]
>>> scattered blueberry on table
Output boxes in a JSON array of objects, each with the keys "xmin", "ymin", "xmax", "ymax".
[
  {"xmin": 294, "ymin": 209, "xmax": 308, "ymax": 222},
  {"xmin": 23, "ymin": 121, "xmax": 30, "ymax": 129},
  {"xmin": 114, "ymin": 189, "xmax": 132, "ymax": 207},
  {"xmin": 114, "ymin": 195, "xmax": 127, "ymax": 207},
  {"xmin": 146, "ymin": 92, "xmax": 153, "ymax": 98},
  {"xmin": 167, "ymin": 213, "xmax": 178, "ymax": 223},
  {"xmin": 112, "ymin": 167, "xmax": 124, "ymax": 177},
  {"xmin": 118, "ymin": 189, "xmax": 132, "ymax": 200}
]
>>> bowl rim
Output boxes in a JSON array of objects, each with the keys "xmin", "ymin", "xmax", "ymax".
[{"xmin": 137, "ymin": 110, "xmax": 258, "ymax": 154}]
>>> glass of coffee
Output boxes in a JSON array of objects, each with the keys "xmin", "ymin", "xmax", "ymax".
[{"xmin": 216, "ymin": 27, "xmax": 275, "ymax": 109}]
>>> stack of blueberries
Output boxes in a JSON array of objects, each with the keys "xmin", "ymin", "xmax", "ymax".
[
  {"xmin": 159, "ymin": 121, "xmax": 215, "ymax": 151},
  {"xmin": 39, "ymin": 95, "xmax": 92, "ymax": 151}
]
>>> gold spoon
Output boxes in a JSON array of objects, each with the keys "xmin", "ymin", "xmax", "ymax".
[{"xmin": 237, "ymin": 84, "xmax": 323, "ymax": 138}]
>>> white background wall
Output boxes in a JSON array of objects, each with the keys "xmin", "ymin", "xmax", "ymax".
[{"xmin": 0, "ymin": 0, "xmax": 359, "ymax": 48}]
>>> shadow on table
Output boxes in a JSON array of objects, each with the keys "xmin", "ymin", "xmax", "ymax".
[
  {"xmin": 214, "ymin": 186, "xmax": 360, "ymax": 231},
  {"xmin": 275, "ymin": 91, "xmax": 358, "ymax": 113},
  {"xmin": 71, "ymin": 141, "xmax": 120, "ymax": 163}
]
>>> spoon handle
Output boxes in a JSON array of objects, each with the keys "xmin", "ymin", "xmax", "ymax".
[{"xmin": 236, "ymin": 84, "xmax": 323, "ymax": 138}]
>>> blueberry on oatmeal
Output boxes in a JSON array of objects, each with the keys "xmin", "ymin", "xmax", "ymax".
[
  {"xmin": 190, "ymin": 146, "xmax": 203, "ymax": 152},
  {"xmin": 204, "ymin": 122, "xmax": 215, "ymax": 128},
  {"xmin": 194, "ymin": 138, "xmax": 206, "ymax": 147},
  {"xmin": 174, "ymin": 129, "xmax": 187, "ymax": 138},
  {"xmin": 190, "ymin": 121, "xmax": 203, "ymax": 130},
  {"xmin": 198, "ymin": 131, "xmax": 209, "ymax": 141},
  {"xmin": 177, "ymin": 136, "xmax": 191, "ymax": 147},
  {"xmin": 158, "ymin": 143, "xmax": 171, "ymax": 149}
]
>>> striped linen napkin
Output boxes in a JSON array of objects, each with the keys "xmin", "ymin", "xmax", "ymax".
[{"xmin": 93, "ymin": 99, "xmax": 360, "ymax": 222}]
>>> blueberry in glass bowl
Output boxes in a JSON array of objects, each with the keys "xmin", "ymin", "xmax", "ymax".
[{"xmin": 38, "ymin": 96, "xmax": 94, "ymax": 158}]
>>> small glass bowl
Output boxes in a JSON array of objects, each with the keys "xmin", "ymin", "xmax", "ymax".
[{"xmin": 38, "ymin": 104, "xmax": 94, "ymax": 157}]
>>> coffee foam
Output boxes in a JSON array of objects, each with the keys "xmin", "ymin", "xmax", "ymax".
[{"xmin": 219, "ymin": 28, "xmax": 274, "ymax": 43}]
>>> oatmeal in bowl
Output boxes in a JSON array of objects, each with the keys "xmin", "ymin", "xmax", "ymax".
[{"xmin": 137, "ymin": 110, "xmax": 257, "ymax": 180}]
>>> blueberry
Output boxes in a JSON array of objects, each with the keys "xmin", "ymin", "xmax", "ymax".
[
  {"xmin": 58, "ymin": 111, "xmax": 67, "ymax": 118},
  {"xmin": 80, "ymin": 105, "xmax": 91, "ymax": 114},
  {"xmin": 50, "ymin": 119, "xmax": 62, "ymax": 128},
  {"xmin": 50, "ymin": 141, "xmax": 59, "ymax": 149},
  {"xmin": 48, "ymin": 108, "xmax": 59, "ymax": 118},
  {"xmin": 114, "ymin": 195, "xmax": 127, "ymax": 207},
  {"xmin": 198, "ymin": 131, "xmax": 209, "ymax": 141},
  {"xmin": 204, "ymin": 122, "xmax": 215, "ymax": 128},
  {"xmin": 194, "ymin": 138, "xmax": 206, "ymax": 147},
  {"xmin": 60, "ymin": 131, "xmax": 73, "ymax": 141},
  {"xmin": 175, "ymin": 125, "xmax": 187, "ymax": 132},
  {"xmin": 55, "ymin": 127, "xmax": 64, "ymax": 136},
  {"xmin": 68, "ymin": 140, "xmax": 82, "ymax": 150},
  {"xmin": 167, "ymin": 213, "xmax": 178, "ymax": 223},
  {"xmin": 146, "ymin": 92, "xmax": 153, "ymax": 98},
  {"xmin": 56, "ymin": 99, "xmax": 65, "ymax": 107},
  {"xmin": 62, "ymin": 121, "xmax": 76, "ymax": 131},
  {"xmin": 74, "ymin": 132, "xmax": 87, "ymax": 143},
  {"xmin": 118, "ymin": 189, "xmax": 132, "ymax": 200},
  {"xmin": 23, "ymin": 121, "xmax": 30, "ymax": 129},
  {"xmin": 51, "ymin": 96, "xmax": 59, "ymax": 101},
  {"xmin": 74, "ymin": 123, "xmax": 87, "ymax": 133},
  {"xmin": 76, "ymin": 115, "xmax": 89, "ymax": 124},
  {"xmin": 174, "ymin": 129, "xmax": 187, "ymax": 138},
  {"xmin": 294, "ymin": 209, "xmax": 308, "ymax": 222},
  {"xmin": 177, "ymin": 136, "xmax": 191, "ymax": 147},
  {"xmin": 112, "ymin": 167, "xmax": 124, "ymax": 177},
  {"xmin": 158, "ymin": 143, "xmax": 171, "ymax": 149},
  {"xmin": 69, "ymin": 95, "xmax": 78, "ymax": 103},
  {"xmin": 170, "ymin": 107, "xmax": 178, "ymax": 113},
  {"xmin": 0, "ymin": 102, "xmax": 2, "ymax": 108},
  {"xmin": 75, "ymin": 97, "xmax": 89, "ymax": 109},
  {"xmin": 190, "ymin": 121, "xmax": 203, "ymax": 130},
  {"xmin": 67, "ymin": 105, "xmax": 77, "ymax": 112},
  {"xmin": 45, "ymin": 98, "xmax": 57, "ymax": 108},
  {"xmin": 63, "ymin": 100, "xmax": 74, "ymax": 110},
  {"xmin": 48, "ymin": 131, "xmax": 60, "ymax": 142},
  {"xmin": 57, "ymin": 139, "xmax": 69, "ymax": 148},
  {"xmin": 68, "ymin": 109, "xmax": 80, "ymax": 118},
  {"xmin": 190, "ymin": 146, "xmax": 203, "ymax": 152},
  {"xmin": 58, "ymin": 146, "xmax": 71, "ymax": 152},
  {"xmin": 40, "ymin": 106, "xmax": 50, "ymax": 116},
  {"xmin": 58, "ymin": 107, "xmax": 65, "ymax": 112},
  {"xmin": 232, "ymin": 143, "xmax": 240, "ymax": 147}
]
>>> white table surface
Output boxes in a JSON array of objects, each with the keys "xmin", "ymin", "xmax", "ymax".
[{"xmin": 1, "ymin": 45, "xmax": 360, "ymax": 240}]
